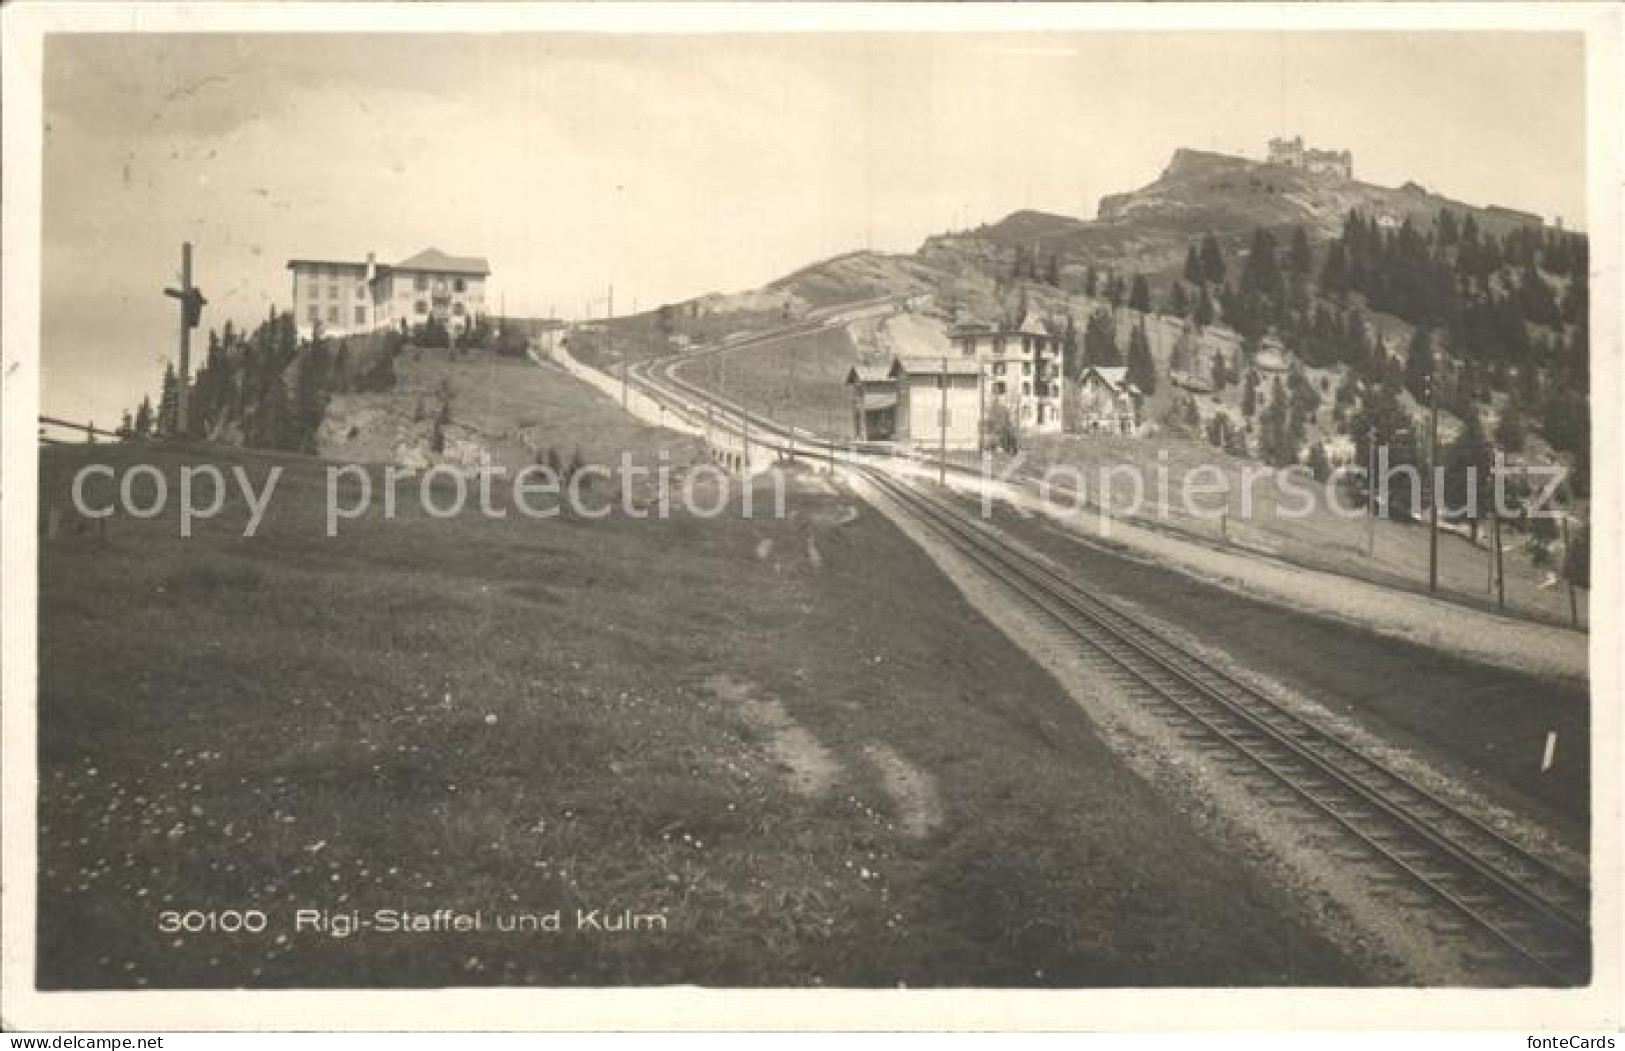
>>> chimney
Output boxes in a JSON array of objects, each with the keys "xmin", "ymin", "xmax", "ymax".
[{"xmin": 365, "ymin": 251, "xmax": 376, "ymax": 282}]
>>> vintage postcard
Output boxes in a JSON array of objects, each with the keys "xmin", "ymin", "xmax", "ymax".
[{"xmin": 1, "ymin": 1, "xmax": 1619, "ymax": 1033}]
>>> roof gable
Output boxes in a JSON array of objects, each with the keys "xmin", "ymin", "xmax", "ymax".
[
  {"xmin": 394, "ymin": 247, "xmax": 491, "ymax": 275},
  {"xmin": 1016, "ymin": 312, "xmax": 1051, "ymax": 338},
  {"xmin": 1081, "ymin": 365, "xmax": 1136, "ymax": 393},
  {"xmin": 287, "ymin": 258, "xmax": 368, "ymax": 271},
  {"xmin": 846, "ymin": 364, "xmax": 894, "ymax": 385},
  {"xmin": 890, "ymin": 355, "xmax": 981, "ymax": 378}
]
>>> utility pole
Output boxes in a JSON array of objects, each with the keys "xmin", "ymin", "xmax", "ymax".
[
  {"xmin": 1366, "ymin": 437, "xmax": 1377, "ymax": 559},
  {"xmin": 610, "ymin": 284, "xmax": 626, "ymax": 410},
  {"xmin": 1426, "ymin": 360, "xmax": 1440, "ymax": 594},
  {"xmin": 939, "ymin": 356, "xmax": 949, "ymax": 487},
  {"xmin": 977, "ymin": 361, "xmax": 986, "ymax": 453},
  {"xmin": 1559, "ymin": 504, "xmax": 1578, "ymax": 628},
  {"xmin": 1493, "ymin": 503, "xmax": 1506, "ymax": 611},
  {"xmin": 162, "ymin": 242, "xmax": 205, "ymax": 437}
]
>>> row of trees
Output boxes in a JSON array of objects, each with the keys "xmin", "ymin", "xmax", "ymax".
[{"xmin": 118, "ymin": 309, "xmax": 403, "ymax": 453}]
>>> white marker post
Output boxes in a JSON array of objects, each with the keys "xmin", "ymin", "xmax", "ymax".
[{"xmin": 1542, "ymin": 730, "xmax": 1557, "ymax": 773}]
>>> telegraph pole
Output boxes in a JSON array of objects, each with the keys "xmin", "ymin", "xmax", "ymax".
[
  {"xmin": 939, "ymin": 357, "xmax": 949, "ymax": 487},
  {"xmin": 1366, "ymin": 437, "xmax": 1377, "ymax": 559},
  {"xmin": 1426, "ymin": 359, "xmax": 1441, "ymax": 594},
  {"xmin": 163, "ymin": 242, "xmax": 205, "ymax": 437},
  {"xmin": 610, "ymin": 284, "xmax": 626, "ymax": 410},
  {"xmin": 1559, "ymin": 499, "xmax": 1578, "ymax": 628},
  {"xmin": 1493, "ymin": 503, "xmax": 1506, "ymax": 611},
  {"xmin": 977, "ymin": 362, "xmax": 986, "ymax": 453}
]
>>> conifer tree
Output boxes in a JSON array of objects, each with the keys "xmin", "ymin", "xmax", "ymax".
[
  {"xmin": 1184, "ymin": 243, "xmax": 1202, "ymax": 284},
  {"xmin": 1194, "ymin": 285, "xmax": 1215, "ymax": 329},
  {"xmin": 1307, "ymin": 441, "xmax": 1332, "ymax": 482},
  {"xmin": 1169, "ymin": 280, "xmax": 1190, "ymax": 318},
  {"xmin": 1444, "ymin": 408, "xmax": 1492, "ymax": 541},
  {"xmin": 1084, "ymin": 309, "xmax": 1121, "ymax": 367},
  {"xmin": 1289, "ymin": 226, "xmax": 1313, "ymax": 278},
  {"xmin": 157, "ymin": 363, "xmax": 180, "ymax": 437},
  {"xmin": 1200, "ymin": 234, "xmax": 1226, "ymax": 284},
  {"xmin": 1404, "ymin": 326, "xmax": 1434, "ymax": 404},
  {"xmin": 1129, "ymin": 274, "xmax": 1152, "ymax": 314},
  {"xmin": 1126, "ymin": 322, "xmax": 1157, "ymax": 395}
]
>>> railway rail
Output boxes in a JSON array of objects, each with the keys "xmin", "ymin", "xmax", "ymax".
[
  {"xmin": 591, "ymin": 317, "xmax": 1590, "ymax": 983},
  {"xmin": 856, "ymin": 465, "xmax": 1589, "ymax": 985}
]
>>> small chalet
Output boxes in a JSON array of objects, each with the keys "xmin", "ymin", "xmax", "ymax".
[
  {"xmin": 845, "ymin": 364, "xmax": 897, "ymax": 441},
  {"xmin": 1075, "ymin": 365, "xmax": 1142, "ymax": 435}
]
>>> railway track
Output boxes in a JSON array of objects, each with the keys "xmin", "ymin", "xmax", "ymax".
[
  {"xmin": 606, "ymin": 322, "xmax": 1590, "ymax": 983},
  {"xmin": 858, "ymin": 465, "xmax": 1590, "ymax": 985}
]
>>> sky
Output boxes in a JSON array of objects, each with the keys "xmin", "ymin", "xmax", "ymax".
[{"xmin": 40, "ymin": 30, "xmax": 1585, "ymax": 427}]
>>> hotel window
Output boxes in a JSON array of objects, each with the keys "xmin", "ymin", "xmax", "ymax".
[
  {"xmin": 356, "ymin": 285, "xmax": 366, "ymax": 300},
  {"xmin": 354, "ymin": 306, "xmax": 367, "ymax": 326},
  {"xmin": 993, "ymin": 381, "xmax": 1006, "ymax": 396},
  {"xmin": 1023, "ymin": 362, "xmax": 1032, "ymax": 375},
  {"xmin": 415, "ymin": 275, "xmax": 428, "ymax": 292},
  {"xmin": 328, "ymin": 285, "xmax": 338, "ymax": 300},
  {"xmin": 307, "ymin": 305, "xmax": 319, "ymax": 322},
  {"xmin": 327, "ymin": 306, "xmax": 339, "ymax": 323},
  {"xmin": 1022, "ymin": 382, "xmax": 1032, "ymax": 396},
  {"xmin": 415, "ymin": 300, "xmax": 428, "ymax": 315},
  {"xmin": 452, "ymin": 302, "xmax": 466, "ymax": 317},
  {"xmin": 453, "ymin": 278, "xmax": 467, "ymax": 293}
]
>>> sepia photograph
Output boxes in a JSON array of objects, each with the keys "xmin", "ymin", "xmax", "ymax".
[{"xmin": 1, "ymin": 1, "xmax": 1619, "ymax": 1033}]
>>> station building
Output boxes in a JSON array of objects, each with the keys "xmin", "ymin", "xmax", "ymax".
[{"xmin": 889, "ymin": 356, "xmax": 983, "ymax": 451}]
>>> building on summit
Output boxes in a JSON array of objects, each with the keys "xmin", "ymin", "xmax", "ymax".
[
  {"xmin": 1266, "ymin": 135, "xmax": 1353, "ymax": 180},
  {"xmin": 287, "ymin": 247, "xmax": 491, "ymax": 340}
]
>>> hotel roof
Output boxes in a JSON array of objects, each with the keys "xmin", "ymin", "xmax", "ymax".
[
  {"xmin": 393, "ymin": 247, "xmax": 491, "ymax": 276},
  {"xmin": 285, "ymin": 247, "xmax": 491, "ymax": 277}
]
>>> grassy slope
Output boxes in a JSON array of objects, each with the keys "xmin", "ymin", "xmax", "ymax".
[
  {"xmin": 674, "ymin": 326, "xmax": 863, "ymax": 440},
  {"xmin": 36, "ymin": 369, "xmax": 1359, "ymax": 989},
  {"xmin": 321, "ymin": 349, "xmax": 705, "ymax": 475}
]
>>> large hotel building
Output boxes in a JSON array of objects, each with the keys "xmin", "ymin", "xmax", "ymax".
[{"xmin": 286, "ymin": 247, "xmax": 490, "ymax": 340}]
